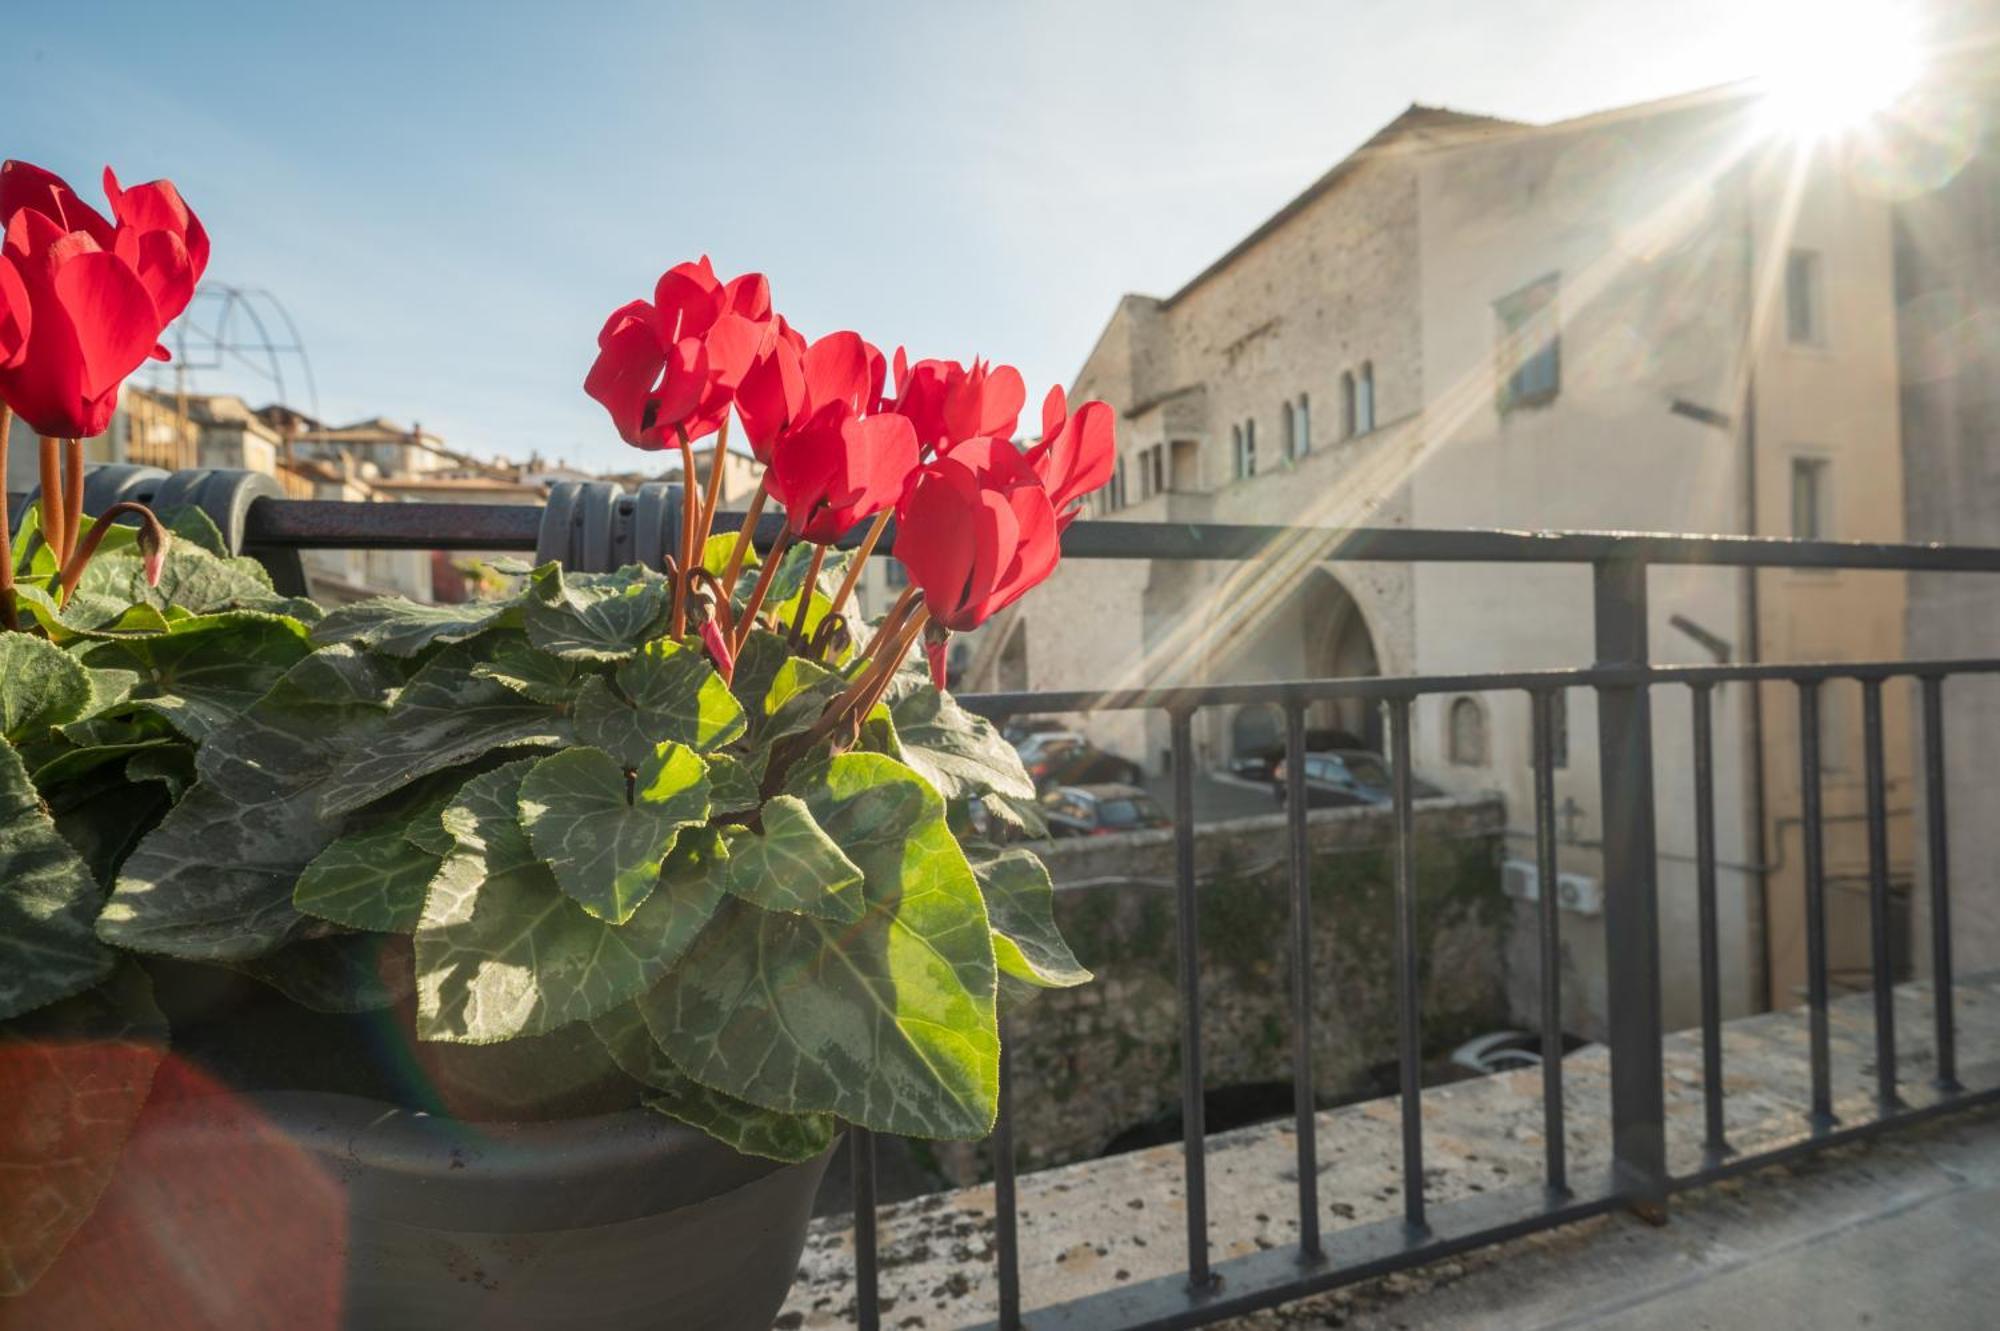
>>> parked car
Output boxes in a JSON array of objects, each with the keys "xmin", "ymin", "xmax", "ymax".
[
  {"xmin": 1272, "ymin": 749, "xmax": 1444, "ymax": 808},
  {"xmin": 1025, "ymin": 737, "xmax": 1145, "ymax": 791},
  {"xmin": 1013, "ymin": 730, "xmax": 1087, "ymax": 766},
  {"xmin": 1228, "ymin": 728, "xmax": 1372, "ymax": 783},
  {"xmin": 1002, "ymin": 716, "xmax": 1074, "ymax": 747},
  {"xmin": 1040, "ymin": 784, "xmax": 1173, "ymax": 837}
]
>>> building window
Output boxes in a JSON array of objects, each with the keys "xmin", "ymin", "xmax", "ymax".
[
  {"xmin": 1786, "ymin": 249, "xmax": 1825, "ymax": 346},
  {"xmin": 885, "ymin": 558, "xmax": 909, "ymax": 588},
  {"xmin": 1355, "ymin": 362, "xmax": 1376, "ymax": 433},
  {"xmin": 1145, "ymin": 443, "xmax": 1165, "ymax": 496},
  {"xmin": 1231, "ymin": 424, "xmax": 1244, "ymax": 478},
  {"xmin": 1496, "ymin": 274, "xmax": 1560, "ymax": 414},
  {"xmin": 1234, "ymin": 419, "xmax": 1257, "ymax": 479},
  {"xmin": 1114, "ymin": 455, "xmax": 1128, "ymax": 509},
  {"xmin": 1341, "ymin": 371, "xmax": 1356, "ymax": 438},
  {"xmin": 1449, "ymin": 696, "xmax": 1487, "ymax": 767},
  {"xmin": 1297, "ymin": 393, "xmax": 1310, "ymax": 455},
  {"xmin": 1791, "ymin": 457, "xmax": 1830, "ymax": 540},
  {"xmin": 1282, "ymin": 400, "xmax": 1298, "ymax": 462}
]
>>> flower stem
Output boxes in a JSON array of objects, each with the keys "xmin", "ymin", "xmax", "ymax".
[
  {"xmin": 731, "ymin": 521, "xmax": 792, "ymax": 652},
  {"xmin": 719, "ymin": 478, "xmax": 768, "ymax": 600},
  {"xmin": 57, "ymin": 501, "xmax": 170, "ymax": 601},
  {"xmin": 788, "ymin": 543, "xmax": 826, "ymax": 642},
  {"xmin": 61, "ymin": 438, "xmax": 83, "ymax": 567},
  {"xmin": 37, "ymin": 436, "xmax": 64, "ymax": 578},
  {"xmin": 828, "ymin": 509, "xmax": 892, "ymax": 617},
  {"xmin": 859, "ymin": 585, "xmax": 919, "ymax": 663},
  {"xmin": 672, "ymin": 427, "xmax": 699, "ymax": 637},
  {"xmin": 694, "ymin": 416, "xmax": 732, "ymax": 560},
  {"xmin": 0, "ymin": 404, "xmax": 15, "ymax": 631}
]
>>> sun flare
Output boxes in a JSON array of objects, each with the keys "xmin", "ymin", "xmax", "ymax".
[{"xmin": 1753, "ymin": 0, "xmax": 1925, "ymax": 138}]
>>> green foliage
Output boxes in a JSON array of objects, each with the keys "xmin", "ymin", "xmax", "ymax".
[{"xmin": 13, "ymin": 551, "xmax": 1085, "ymax": 1184}]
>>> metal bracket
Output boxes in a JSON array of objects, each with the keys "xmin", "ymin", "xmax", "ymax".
[{"xmin": 535, "ymin": 481, "xmax": 682, "ymax": 573}]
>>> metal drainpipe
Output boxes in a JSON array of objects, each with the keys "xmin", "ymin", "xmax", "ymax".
[{"xmin": 1738, "ymin": 156, "xmax": 1774, "ymax": 1013}]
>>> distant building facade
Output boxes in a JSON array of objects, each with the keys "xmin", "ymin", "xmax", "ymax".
[{"xmin": 977, "ymin": 90, "xmax": 1926, "ymax": 1036}]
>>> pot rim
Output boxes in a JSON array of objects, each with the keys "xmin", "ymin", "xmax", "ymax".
[{"xmin": 136, "ymin": 1088, "xmax": 826, "ymax": 1233}]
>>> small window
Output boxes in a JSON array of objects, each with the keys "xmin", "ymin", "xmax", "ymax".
[
  {"xmin": 1449, "ymin": 696, "xmax": 1488, "ymax": 766},
  {"xmin": 1234, "ymin": 419, "xmax": 1257, "ymax": 479},
  {"xmin": 885, "ymin": 559, "xmax": 909, "ymax": 588},
  {"xmin": 1231, "ymin": 424, "xmax": 1244, "ymax": 478},
  {"xmin": 1341, "ymin": 371, "xmax": 1357, "ymax": 438},
  {"xmin": 1496, "ymin": 276, "xmax": 1560, "ymax": 414},
  {"xmin": 1297, "ymin": 394, "xmax": 1311, "ymax": 455},
  {"xmin": 1114, "ymin": 455, "xmax": 1129, "ymax": 508},
  {"xmin": 1145, "ymin": 443, "xmax": 1165, "ymax": 496},
  {"xmin": 1787, "ymin": 249, "xmax": 1825, "ymax": 346},
  {"xmin": 1356, "ymin": 362, "xmax": 1376, "ymax": 433},
  {"xmin": 1282, "ymin": 400, "xmax": 1298, "ymax": 461},
  {"xmin": 1791, "ymin": 457, "xmax": 1831, "ymax": 540}
]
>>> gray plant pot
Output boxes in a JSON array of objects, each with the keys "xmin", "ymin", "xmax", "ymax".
[{"xmin": 12, "ymin": 1089, "xmax": 832, "ymax": 1331}]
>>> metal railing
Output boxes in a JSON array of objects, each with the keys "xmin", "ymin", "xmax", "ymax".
[{"xmin": 38, "ymin": 472, "xmax": 2000, "ymax": 1330}]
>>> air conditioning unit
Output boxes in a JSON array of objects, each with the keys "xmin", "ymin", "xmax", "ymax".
[{"xmin": 1499, "ymin": 859, "xmax": 1603, "ymax": 917}]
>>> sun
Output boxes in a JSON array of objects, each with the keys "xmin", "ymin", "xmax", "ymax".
[{"xmin": 1753, "ymin": 0, "xmax": 1925, "ymax": 139}]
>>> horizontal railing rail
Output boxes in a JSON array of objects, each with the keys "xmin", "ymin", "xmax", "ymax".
[{"xmin": 25, "ymin": 476, "xmax": 1991, "ymax": 1331}]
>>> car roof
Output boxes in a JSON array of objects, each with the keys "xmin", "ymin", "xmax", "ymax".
[{"xmin": 1058, "ymin": 783, "xmax": 1149, "ymax": 799}]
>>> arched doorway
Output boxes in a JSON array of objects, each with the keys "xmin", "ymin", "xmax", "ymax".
[{"xmin": 1302, "ymin": 569, "xmax": 1382, "ymax": 751}]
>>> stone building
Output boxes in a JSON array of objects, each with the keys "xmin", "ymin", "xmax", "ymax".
[{"xmin": 977, "ymin": 88, "xmax": 1923, "ymax": 1037}]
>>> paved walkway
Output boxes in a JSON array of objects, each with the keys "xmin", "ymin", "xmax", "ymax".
[{"xmin": 779, "ymin": 974, "xmax": 1999, "ymax": 1329}]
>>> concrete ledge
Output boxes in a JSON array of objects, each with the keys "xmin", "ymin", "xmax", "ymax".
[{"xmin": 778, "ymin": 974, "xmax": 1999, "ymax": 1329}]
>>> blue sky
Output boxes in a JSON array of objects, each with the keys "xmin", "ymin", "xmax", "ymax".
[{"xmin": 6, "ymin": 0, "xmax": 1776, "ymax": 472}]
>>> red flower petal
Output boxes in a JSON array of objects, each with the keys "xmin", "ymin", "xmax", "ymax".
[
  {"xmin": 0, "ymin": 160, "xmax": 114, "ymax": 249},
  {"xmin": 0, "ymin": 252, "xmax": 29, "ymax": 370},
  {"xmin": 52, "ymin": 249, "xmax": 161, "ymax": 400}
]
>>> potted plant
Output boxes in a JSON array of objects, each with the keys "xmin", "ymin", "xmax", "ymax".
[{"xmin": 2, "ymin": 190, "xmax": 1114, "ymax": 1329}]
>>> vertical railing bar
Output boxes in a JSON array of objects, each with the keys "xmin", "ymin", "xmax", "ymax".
[
  {"xmin": 1283, "ymin": 701, "xmax": 1323, "ymax": 1259},
  {"xmin": 1530, "ymin": 688, "xmax": 1568, "ymax": 1196},
  {"xmin": 992, "ymin": 1035, "xmax": 1021, "ymax": 1329},
  {"xmin": 1798, "ymin": 681, "xmax": 1836, "ymax": 1132},
  {"xmin": 1691, "ymin": 682, "xmax": 1731, "ymax": 1161},
  {"xmin": 1169, "ymin": 707, "xmax": 1215, "ymax": 1291},
  {"xmin": 1920, "ymin": 676, "xmax": 1960, "ymax": 1092},
  {"xmin": 851, "ymin": 1127, "xmax": 881, "ymax": 1331},
  {"xmin": 1861, "ymin": 679, "xmax": 1901, "ymax": 1111},
  {"xmin": 1389, "ymin": 695, "xmax": 1427, "ymax": 1235}
]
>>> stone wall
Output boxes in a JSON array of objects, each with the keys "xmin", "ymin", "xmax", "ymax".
[{"xmin": 977, "ymin": 795, "xmax": 1509, "ymax": 1176}]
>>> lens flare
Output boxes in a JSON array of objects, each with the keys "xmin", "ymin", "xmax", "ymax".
[{"xmin": 1754, "ymin": 0, "xmax": 1925, "ymax": 139}]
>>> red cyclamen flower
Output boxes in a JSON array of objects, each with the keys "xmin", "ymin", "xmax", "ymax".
[
  {"xmin": 892, "ymin": 437, "xmax": 1059, "ymax": 635},
  {"xmin": 0, "ymin": 161, "xmax": 209, "ymax": 439},
  {"xmin": 736, "ymin": 328, "xmax": 886, "ymax": 464},
  {"xmin": 582, "ymin": 257, "xmax": 775, "ymax": 450},
  {"xmin": 887, "ymin": 352, "xmax": 1025, "ymax": 455},
  {"xmin": 766, "ymin": 402, "xmax": 919, "ymax": 544},
  {"xmin": 1026, "ymin": 385, "xmax": 1117, "ymax": 529}
]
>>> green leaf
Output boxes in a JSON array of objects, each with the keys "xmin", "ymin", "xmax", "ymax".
[
  {"xmin": 519, "ymin": 743, "xmax": 710, "ymax": 925},
  {"xmin": 294, "ymin": 817, "xmax": 446, "ymax": 934},
  {"xmin": 0, "ymin": 961, "xmax": 167, "ymax": 1296},
  {"xmin": 970, "ymin": 848, "xmax": 1090, "ymax": 988},
  {"xmin": 470, "ymin": 637, "xmax": 583, "ymax": 703},
  {"xmin": 0, "ymin": 634, "xmax": 91, "ymax": 742},
  {"xmin": 590, "ymin": 1002, "xmax": 835, "ymax": 1163},
  {"xmin": 705, "ymin": 750, "xmax": 764, "ymax": 815},
  {"xmin": 719, "ymin": 794, "xmax": 864, "ymax": 921},
  {"xmin": 97, "ymin": 646, "xmax": 410, "ymax": 960},
  {"xmin": 728, "ymin": 629, "xmax": 792, "ymax": 717},
  {"xmin": 77, "ymin": 611, "xmax": 315, "ymax": 742},
  {"xmin": 29, "ymin": 737, "xmax": 176, "ymax": 790},
  {"xmin": 124, "ymin": 745, "xmax": 196, "ymax": 801},
  {"xmin": 0, "ymin": 743, "xmax": 114, "ymax": 1020},
  {"xmin": 314, "ymin": 594, "xmax": 522, "ymax": 656},
  {"xmin": 317, "ymin": 639, "xmax": 570, "ymax": 817},
  {"xmin": 79, "ymin": 541, "xmax": 283, "ymax": 617},
  {"xmin": 572, "ymin": 636, "xmax": 746, "ymax": 766},
  {"xmin": 889, "ymin": 685, "xmax": 1038, "ymax": 802},
  {"xmin": 161, "ymin": 504, "xmax": 229, "ymax": 556},
  {"xmin": 642, "ymin": 752, "xmax": 1000, "ymax": 1139},
  {"xmin": 414, "ymin": 760, "xmax": 725, "ymax": 1043},
  {"xmin": 523, "ymin": 563, "xmax": 672, "ymax": 660},
  {"xmin": 761, "ymin": 656, "xmax": 850, "ymax": 741},
  {"xmin": 46, "ymin": 762, "xmax": 176, "ymax": 887}
]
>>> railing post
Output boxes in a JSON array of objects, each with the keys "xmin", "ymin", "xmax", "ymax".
[{"xmin": 1592, "ymin": 555, "xmax": 1668, "ymax": 1220}]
